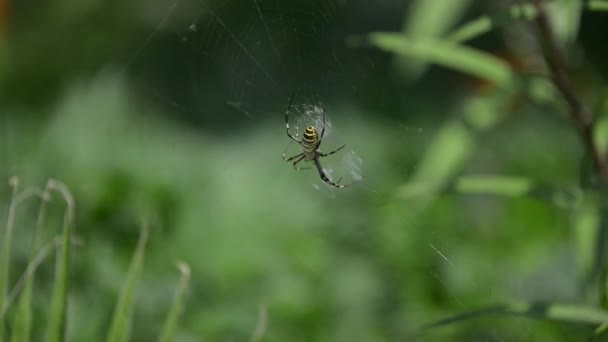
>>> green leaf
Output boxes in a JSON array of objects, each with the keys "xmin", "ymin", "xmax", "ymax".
[
  {"xmin": 395, "ymin": 93, "xmax": 510, "ymax": 204},
  {"xmin": 106, "ymin": 222, "xmax": 149, "ymax": 342},
  {"xmin": 592, "ymin": 321, "xmax": 608, "ymax": 341},
  {"xmin": 588, "ymin": 0, "xmax": 608, "ymax": 11},
  {"xmin": 250, "ymin": 304, "xmax": 268, "ymax": 342},
  {"xmin": 3, "ymin": 240, "xmax": 58, "ymax": 342},
  {"xmin": 11, "ymin": 284, "xmax": 32, "ymax": 342},
  {"xmin": 463, "ymin": 95, "xmax": 509, "ymax": 130},
  {"xmin": 455, "ymin": 175, "xmax": 533, "ymax": 196},
  {"xmin": 405, "ymin": 0, "xmax": 472, "ymax": 39},
  {"xmin": 594, "ymin": 93, "xmax": 608, "ymax": 155},
  {"xmin": 0, "ymin": 179, "xmax": 17, "ymax": 342},
  {"xmin": 12, "ymin": 185, "xmax": 50, "ymax": 342},
  {"xmin": 399, "ymin": 0, "xmax": 473, "ymax": 78},
  {"xmin": 0, "ymin": 179, "xmax": 43, "ymax": 342},
  {"xmin": 447, "ymin": 3, "xmax": 537, "ymax": 43},
  {"xmin": 572, "ymin": 194, "xmax": 601, "ymax": 281},
  {"xmin": 419, "ymin": 301, "xmax": 608, "ymax": 335},
  {"xmin": 397, "ymin": 120, "xmax": 474, "ymax": 201},
  {"xmin": 546, "ymin": 0, "xmax": 584, "ymax": 48},
  {"xmin": 366, "ymin": 32, "xmax": 515, "ymax": 87},
  {"xmin": 45, "ymin": 180, "xmax": 75, "ymax": 342},
  {"xmin": 158, "ymin": 261, "xmax": 191, "ymax": 342}
]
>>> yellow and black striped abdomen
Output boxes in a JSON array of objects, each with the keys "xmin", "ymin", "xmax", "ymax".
[{"xmin": 302, "ymin": 126, "xmax": 319, "ymax": 152}]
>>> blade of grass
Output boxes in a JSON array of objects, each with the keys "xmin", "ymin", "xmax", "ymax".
[
  {"xmin": 106, "ymin": 222, "xmax": 149, "ymax": 342},
  {"xmin": 1, "ymin": 237, "xmax": 61, "ymax": 321},
  {"xmin": 159, "ymin": 261, "xmax": 191, "ymax": 342},
  {"xmin": 0, "ymin": 178, "xmax": 43, "ymax": 341},
  {"xmin": 45, "ymin": 179, "xmax": 75, "ymax": 342},
  {"xmin": 0, "ymin": 177, "xmax": 18, "ymax": 342},
  {"xmin": 417, "ymin": 301, "xmax": 608, "ymax": 336},
  {"xmin": 250, "ymin": 303, "xmax": 268, "ymax": 342},
  {"xmin": 12, "ymin": 183, "xmax": 51, "ymax": 342},
  {"xmin": 362, "ymin": 32, "xmax": 515, "ymax": 87}
]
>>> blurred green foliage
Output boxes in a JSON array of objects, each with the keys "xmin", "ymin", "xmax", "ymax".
[{"xmin": 3, "ymin": 0, "xmax": 608, "ymax": 341}]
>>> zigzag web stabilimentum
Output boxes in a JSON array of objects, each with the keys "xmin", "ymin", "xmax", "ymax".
[{"xmin": 283, "ymin": 94, "xmax": 365, "ymax": 196}]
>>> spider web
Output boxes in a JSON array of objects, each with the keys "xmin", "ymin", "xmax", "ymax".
[
  {"xmin": 121, "ymin": 0, "xmax": 526, "ymax": 340},
  {"xmin": 128, "ymin": 0, "xmax": 372, "ymax": 191},
  {"xmin": 128, "ymin": 0, "xmax": 375, "ymax": 124},
  {"xmin": 283, "ymin": 97, "xmax": 364, "ymax": 191}
]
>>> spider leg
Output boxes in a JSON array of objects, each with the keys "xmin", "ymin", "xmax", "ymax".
[
  {"xmin": 293, "ymin": 154, "xmax": 311, "ymax": 170},
  {"xmin": 318, "ymin": 144, "xmax": 346, "ymax": 157},
  {"xmin": 319, "ymin": 106, "xmax": 326, "ymax": 142},
  {"xmin": 313, "ymin": 157, "xmax": 354, "ymax": 188},
  {"xmin": 283, "ymin": 152, "xmax": 304, "ymax": 161},
  {"xmin": 285, "ymin": 93, "xmax": 301, "ymax": 143}
]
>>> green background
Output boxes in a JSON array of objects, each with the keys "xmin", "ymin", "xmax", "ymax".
[{"xmin": 2, "ymin": 0, "xmax": 608, "ymax": 341}]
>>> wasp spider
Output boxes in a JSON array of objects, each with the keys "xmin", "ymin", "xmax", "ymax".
[{"xmin": 283, "ymin": 94, "xmax": 354, "ymax": 188}]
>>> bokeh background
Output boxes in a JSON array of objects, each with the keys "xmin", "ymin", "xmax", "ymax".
[{"xmin": 2, "ymin": 0, "xmax": 608, "ymax": 340}]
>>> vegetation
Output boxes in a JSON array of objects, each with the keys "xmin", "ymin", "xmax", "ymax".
[{"xmin": 2, "ymin": 0, "xmax": 608, "ymax": 340}]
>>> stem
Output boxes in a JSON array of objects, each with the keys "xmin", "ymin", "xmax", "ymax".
[{"xmin": 532, "ymin": 0, "xmax": 608, "ymax": 183}]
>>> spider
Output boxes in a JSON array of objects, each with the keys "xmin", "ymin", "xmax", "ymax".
[{"xmin": 283, "ymin": 94, "xmax": 354, "ymax": 188}]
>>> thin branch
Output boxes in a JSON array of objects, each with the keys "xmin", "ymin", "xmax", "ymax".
[{"xmin": 532, "ymin": 0, "xmax": 608, "ymax": 183}]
